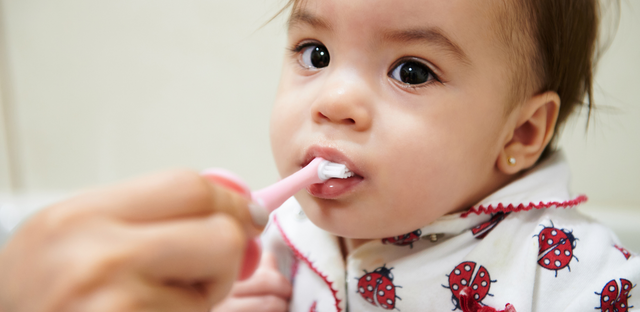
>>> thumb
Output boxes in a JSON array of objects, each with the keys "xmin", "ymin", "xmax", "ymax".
[
  {"xmin": 200, "ymin": 168, "xmax": 252, "ymax": 199},
  {"xmin": 238, "ymin": 238, "xmax": 262, "ymax": 281},
  {"xmin": 260, "ymin": 252, "xmax": 281, "ymax": 272},
  {"xmin": 200, "ymin": 168, "xmax": 269, "ymax": 236},
  {"xmin": 201, "ymin": 169, "xmax": 269, "ymax": 231}
]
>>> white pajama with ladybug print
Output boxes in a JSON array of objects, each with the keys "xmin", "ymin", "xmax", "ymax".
[{"xmin": 260, "ymin": 152, "xmax": 640, "ymax": 312}]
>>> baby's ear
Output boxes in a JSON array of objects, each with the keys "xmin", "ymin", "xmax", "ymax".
[{"xmin": 497, "ymin": 91, "xmax": 560, "ymax": 174}]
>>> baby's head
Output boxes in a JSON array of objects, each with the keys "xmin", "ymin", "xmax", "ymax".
[{"xmin": 269, "ymin": 0, "xmax": 599, "ymax": 238}]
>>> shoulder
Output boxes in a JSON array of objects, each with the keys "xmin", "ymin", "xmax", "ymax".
[
  {"xmin": 526, "ymin": 208, "xmax": 640, "ymax": 312},
  {"xmin": 462, "ymin": 206, "xmax": 639, "ymax": 312}
]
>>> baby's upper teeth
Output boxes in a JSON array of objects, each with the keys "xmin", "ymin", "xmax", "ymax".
[{"xmin": 318, "ymin": 161, "xmax": 353, "ymax": 180}]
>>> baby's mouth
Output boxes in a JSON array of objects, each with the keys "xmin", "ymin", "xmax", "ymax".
[
  {"xmin": 306, "ymin": 174, "xmax": 363, "ymax": 199},
  {"xmin": 300, "ymin": 158, "xmax": 360, "ymax": 179},
  {"xmin": 301, "ymin": 146, "xmax": 364, "ymax": 199},
  {"xmin": 300, "ymin": 146, "xmax": 364, "ymax": 179}
]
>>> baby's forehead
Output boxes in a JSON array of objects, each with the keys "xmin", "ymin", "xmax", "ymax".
[
  {"xmin": 289, "ymin": 0, "xmax": 519, "ymax": 65},
  {"xmin": 291, "ymin": 0, "xmax": 515, "ymax": 30}
]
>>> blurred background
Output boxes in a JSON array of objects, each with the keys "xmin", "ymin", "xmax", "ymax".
[{"xmin": 0, "ymin": 0, "xmax": 638, "ymax": 249}]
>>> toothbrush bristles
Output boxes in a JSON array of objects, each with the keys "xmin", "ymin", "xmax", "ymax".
[{"xmin": 320, "ymin": 161, "xmax": 354, "ymax": 180}]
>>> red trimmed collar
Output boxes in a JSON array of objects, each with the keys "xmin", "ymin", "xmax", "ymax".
[
  {"xmin": 412, "ymin": 151, "xmax": 586, "ymax": 237},
  {"xmin": 462, "ymin": 151, "xmax": 585, "ymax": 218},
  {"xmin": 461, "ymin": 195, "xmax": 587, "ymax": 218}
]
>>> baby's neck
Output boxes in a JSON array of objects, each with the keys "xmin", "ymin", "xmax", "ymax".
[{"xmin": 339, "ymin": 237, "xmax": 373, "ymax": 260}]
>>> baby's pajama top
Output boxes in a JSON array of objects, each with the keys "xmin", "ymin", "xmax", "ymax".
[{"xmin": 260, "ymin": 153, "xmax": 640, "ymax": 312}]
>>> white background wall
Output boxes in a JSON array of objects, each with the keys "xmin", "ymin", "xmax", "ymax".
[{"xmin": 0, "ymin": 1, "xmax": 638, "ymax": 248}]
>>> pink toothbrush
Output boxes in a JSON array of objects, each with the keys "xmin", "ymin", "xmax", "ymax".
[
  {"xmin": 251, "ymin": 157, "xmax": 354, "ymax": 213},
  {"xmin": 201, "ymin": 157, "xmax": 353, "ymax": 278}
]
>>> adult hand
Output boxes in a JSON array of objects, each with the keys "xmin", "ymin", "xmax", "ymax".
[
  {"xmin": 211, "ymin": 252, "xmax": 292, "ymax": 312},
  {"xmin": 0, "ymin": 170, "xmax": 265, "ymax": 312}
]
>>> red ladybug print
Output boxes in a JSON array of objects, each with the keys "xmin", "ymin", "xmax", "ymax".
[
  {"xmin": 534, "ymin": 221, "xmax": 578, "ymax": 277},
  {"xmin": 309, "ymin": 301, "xmax": 317, "ymax": 312},
  {"xmin": 614, "ymin": 245, "xmax": 632, "ymax": 260},
  {"xmin": 472, "ymin": 213, "xmax": 508, "ymax": 239},
  {"xmin": 382, "ymin": 229, "xmax": 422, "ymax": 248},
  {"xmin": 357, "ymin": 265, "xmax": 402, "ymax": 310},
  {"xmin": 443, "ymin": 261, "xmax": 496, "ymax": 310},
  {"xmin": 595, "ymin": 278, "xmax": 635, "ymax": 312}
]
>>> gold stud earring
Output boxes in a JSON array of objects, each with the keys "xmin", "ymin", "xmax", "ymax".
[{"xmin": 508, "ymin": 157, "xmax": 516, "ymax": 166}]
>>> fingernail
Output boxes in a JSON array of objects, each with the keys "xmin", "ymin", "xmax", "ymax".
[{"xmin": 248, "ymin": 202, "xmax": 269, "ymax": 228}]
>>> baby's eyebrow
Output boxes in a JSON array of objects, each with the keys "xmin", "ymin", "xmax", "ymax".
[
  {"xmin": 288, "ymin": 10, "xmax": 333, "ymax": 32},
  {"xmin": 382, "ymin": 28, "xmax": 471, "ymax": 65},
  {"xmin": 287, "ymin": 10, "xmax": 470, "ymax": 66}
]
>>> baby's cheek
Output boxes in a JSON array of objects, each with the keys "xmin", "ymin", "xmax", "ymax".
[
  {"xmin": 269, "ymin": 108, "xmax": 296, "ymax": 164},
  {"xmin": 381, "ymin": 159, "xmax": 461, "ymax": 222}
]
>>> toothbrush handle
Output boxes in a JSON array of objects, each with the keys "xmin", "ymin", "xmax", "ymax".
[{"xmin": 252, "ymin": 158, "xmax": 325, "ymax": 212}]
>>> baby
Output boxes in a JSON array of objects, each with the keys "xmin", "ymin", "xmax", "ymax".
[{"xmin": 215, "ymin": 0, "xmax": 639, "ymax": 311}]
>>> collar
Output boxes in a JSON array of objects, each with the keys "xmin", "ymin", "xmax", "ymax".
[
  {"xmin": 272, "ymin": 201, "xmax": 346, "ymax": 312},
  {"xmin": 413, "ymin": 151, "xmax": 586, "ymax": 238},
  {"xmin": 461, "ymin": 151, "xmax": 586, "ymax": 217}
]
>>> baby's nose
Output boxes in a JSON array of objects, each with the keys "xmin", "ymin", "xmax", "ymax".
[{"xmin": 310, "ymin": 73, "xmax": 373, "ymax": 132}]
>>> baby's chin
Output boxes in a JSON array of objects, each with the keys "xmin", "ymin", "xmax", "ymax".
[{"xmin": 298, "ymin": 196, "xmax": 425, "ymax": 239}]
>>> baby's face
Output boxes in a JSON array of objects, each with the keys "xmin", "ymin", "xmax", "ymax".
[{"xmin": 271, "ymin": 0, "xmax": 519, "ymax": 238}]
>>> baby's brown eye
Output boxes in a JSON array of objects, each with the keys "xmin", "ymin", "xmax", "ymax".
[
  {"xmin": 390, "ymin": 61, "xmax": 433, "ymax": 85},
  {"xmin": 300, "ymin": 45, "xmax": 330, "ymax": 69}
]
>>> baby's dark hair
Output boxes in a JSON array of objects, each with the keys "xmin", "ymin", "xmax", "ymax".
[
  {"xmin": 277, "ymin": 0, "xmax": 608, "ymax": 153},
  {"xmin": 494, "ymin": 0, "xmax": 607, "ymax": 154}
]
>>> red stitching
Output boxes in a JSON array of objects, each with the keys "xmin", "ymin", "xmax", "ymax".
[
  {"xmin": 461, "ymin": 195, "xmax": 588, "ymax": 218},
  {"xmin": 274, "ymin": 215, "xmax": 342, "ymax": 312},
  {"xmin": 309, "ymin": 301, "xmax": 318, "ymax": 312},
  {"xmin": 459, "ymin": 287, "xmax": 517, "ymax": 312}
]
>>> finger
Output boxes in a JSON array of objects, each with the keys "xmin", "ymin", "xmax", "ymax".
[
  {"xmin": 134, "ymin": 213, "xmax": 247, "ymax": 305},
  {"xmin": 231, "ymin": 253, "xmax": 292, "ymax": 300},
  {"xmin": 53, "ymin": 170, "xmax": 264, "ymax": 235},
  {"xmin": 136, "ymin": 213, "xmax": 246, "ymax": 280},
  {"xmin": 202, "ymin": 170, "xmax": 269, "ymax": 231},
  {"xmin": 201, "ymin": 168, "xmax": 252, "ymax": 199},
  {"xmin": 261, "ymin": 251, "xmax": 280, "ymax": 270},
  {"xmin": 213, "ymin": 295, "xmax": 289, "ymax": 312},
  {"xmin": 60, "ymin": 277, "xmax": 212, "ymax": 312},
  {"xmin": 65, "ymin": 266, "xmax": 227, "ymax": 312},
  {"xmin": 238, "ymin": 238, "xmax": 261, "ymax": 281}
]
